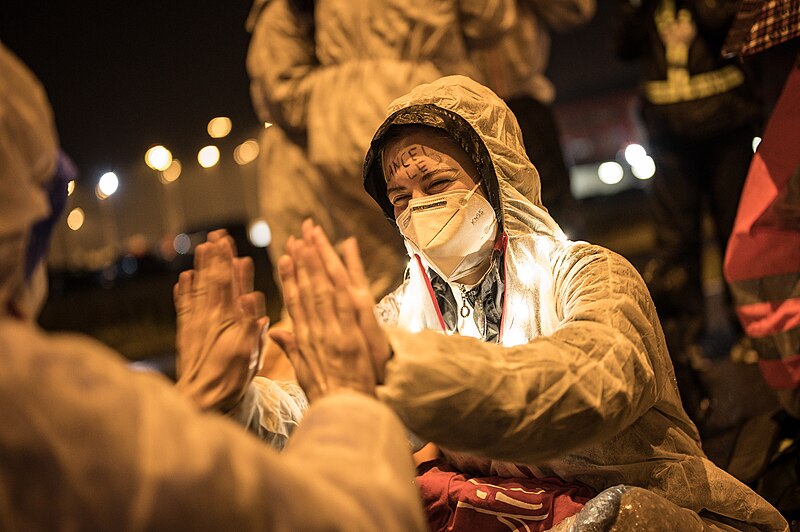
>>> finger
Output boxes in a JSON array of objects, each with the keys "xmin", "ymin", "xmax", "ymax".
[
  {"xmin": 174, "ymin": 270, "xmax": 194, "ymax": 315},
  {"xmin": 293, "ymin": 242, "xmax": 320, "ymax": 328},
  {"xmin": 270, "ymin": 329, "xmax": 327, "ymax": 401},
  {"xmin": 235, "ymin": 256, "xmax": 255, "ymax": 296},
  {"xmin": 312, "ymin": 226, "xmax": 351, "ymax": 288},
  {"xmin": 310, "ymin": 227, "xmax": 357, "ymax": 330},
  {"xmin": 240, "ymin": 291, "xmax": 267, "ymax": 321},
  {"xmin": 341, "ymin": 237, "xmax": 371, "ymax": 291},
  {"xmin": 210, "ymin": 239, "xmax": 235, "ymax": 313},
  {"xmin": 255, "ymin": 316, "xmax": 270, "ymax": 373},
  {"xmin": 277, "ymin": 255, "xmax": 308, "ymax": 339},
  {"xmin": 303, "ymin": 236, "xmax": 340, "ymax": 337},
  {"xmin": 301, "ymin": 218, "xmax": 315, "ymax": 245},
  {"xmin": 193, "ymin": 243, "xmax": 212, "ymax": 307}
]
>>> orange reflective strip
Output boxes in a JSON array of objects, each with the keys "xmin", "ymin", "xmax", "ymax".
[{"xmin": 736, "ymin": 297, "xmax": 800, "ymax": 338}]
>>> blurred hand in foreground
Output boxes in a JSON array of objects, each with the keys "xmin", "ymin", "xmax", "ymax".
[
  {"xmin": 174, "ymin": 229, "xmax": 269, "ymax": 412},
  {"xmin": 269, "ymin": 220, "xmax": 392, "ymax": 402}
]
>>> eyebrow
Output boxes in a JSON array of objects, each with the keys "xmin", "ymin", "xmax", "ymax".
[{"xmin": 386, "ymin": 168, "xmax": 458, "ymax": 195}]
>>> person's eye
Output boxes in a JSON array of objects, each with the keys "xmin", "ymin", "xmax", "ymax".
[
  {"xmin": 427, "ymin": 179, "xmax": 452, "ymax": 193},
  {"xmin": 390, "ymin": 194, "xmax": 411, "ymax": 207}
]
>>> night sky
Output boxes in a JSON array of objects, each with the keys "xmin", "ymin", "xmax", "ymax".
[
  {"xmin": 3, "ymin": 1, "xmax": 256, "ymax": 180},
  {"xmin": 3, "ymin": 1, "xmax": 639, "ymax": 183}
]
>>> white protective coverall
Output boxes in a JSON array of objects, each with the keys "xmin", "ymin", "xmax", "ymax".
[
  {"xmin": 356, "ymin": 75, "xmax": 786, "ymax": 531},
  {"xmin": 0, "ymin": 42, "xmax": 425, "ymax": 532},
  {"xmin": 245, "ymin": 0, "xmax": 515, "ymax": 297}
]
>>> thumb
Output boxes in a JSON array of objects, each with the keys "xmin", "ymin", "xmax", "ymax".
[{"xmin": 268, "ymin": 329, "xmax": 296, "ymax": 356}]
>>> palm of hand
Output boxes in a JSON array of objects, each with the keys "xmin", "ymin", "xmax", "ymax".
[{"xmin": 174, "ymin": 231, "xmax": 267, "ymax": 413}]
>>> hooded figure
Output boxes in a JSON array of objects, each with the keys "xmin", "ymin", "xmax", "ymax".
[
  {"xmin": 0, "ymin": 42, "xmax": 425, "ymax": 531},
  {"xmin": 245, "ymin": 0, "xmax": 516, "ymax": 298},
  {"xmin": 235, "ymin": 74, "xmax": 786, "ymax": 529},
  {"xmin": 355, "ymin": 75, "xmax": 785, "ymax": 530}
]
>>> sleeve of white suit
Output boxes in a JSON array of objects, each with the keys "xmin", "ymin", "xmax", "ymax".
[
  {"xmin": 246, "ymin": 0, "xmax": 322, "ymax": 135},
  {"xmin": 527, "ymin": 0, "xmax": 595, "ymax": 32},
  {"xmin": 0, "ymin": 325, "xmax": 425, "ymax": 531},
  {"xmin": 377, "ymin": 244, "xmax": 662, "ymax": 464},
  {"xmin": 457, "ymin": 0, "xmax": 518, "ymax": 45},
  {"xmin": 228, "ymin": 377, "xmax": 308, "ymax": 450}
]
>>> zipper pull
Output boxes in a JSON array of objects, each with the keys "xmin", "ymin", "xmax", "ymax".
[{"xmin": 459, "ymin": 285, "xmax": 471, "ymax": 318}]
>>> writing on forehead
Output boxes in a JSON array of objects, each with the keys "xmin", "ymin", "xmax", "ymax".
[{"xmin": 387, "ymin": 144, "xmax": 442, "ymax": 181}]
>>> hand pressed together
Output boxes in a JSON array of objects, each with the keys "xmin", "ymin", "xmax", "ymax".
[
  {"xmin": 270, "ymin": 220, "xmax": 392, "ymax": 402},
  {"xmin": 174, "ymin": 230, "xmax": 269, "ymax": 413}
]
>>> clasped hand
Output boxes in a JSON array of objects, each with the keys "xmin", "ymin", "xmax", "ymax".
[
  {"xmin": 174, "ymin": 230, "xmax": 269, "ymax": 413},
  {"xmin": 269, "ymin": 220, "xmax": 392, "ymax": 402}
]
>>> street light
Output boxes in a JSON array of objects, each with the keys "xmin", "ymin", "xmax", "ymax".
[
  {"xmin": 67, "ymin": 208, "xmax": 85, "ymax": 231},
  {"xmin": 234, "ymin": 139, "xmax": 259, "ymax": 165},
  {"xmin": 145, "ymin": 145, "xmax": 173, "ymax": 171},
  {"xmin": 598, "ymin": 162, "xmax": 624, "ymax": 185},
  {"xmin": 208, "ymin": 117, "xmax": 232, "ymax": 139},
  {"xmin": 96, "ymin": 171, "xmax": 119, "ymax": 199},
  {"xmin": 160, "ymin": 159, "xmax": 182, "ymax": 183},
  {"xmin": 198, "ymin": 145, "xmax": 220, "ymax": 168}
]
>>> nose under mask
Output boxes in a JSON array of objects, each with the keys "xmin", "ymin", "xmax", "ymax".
[{"xmin": 396, "ymin": 183, "xmax": 497, "ymax": 282}]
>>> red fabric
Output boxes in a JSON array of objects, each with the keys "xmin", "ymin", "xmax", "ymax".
[
  {"xmin": 759, "ymin": 354, "xmax": 800, "ymax": 389},
  {"xmin": 724, "ymin": 65, "xmax": 800, "ymax": 283},
  {"xmin": 416, "ymin": 460, "xmax": 595, "ymax": 532},
  {"xmin": 736, "ymin": 297, "xmax": 800, "ymax": 337}
]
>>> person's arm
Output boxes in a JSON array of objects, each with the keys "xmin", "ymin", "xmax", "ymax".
[
  {"xmin": 528, "ymin": 0, "xmax": 596, "ymax": 33},
  {"xmin": 246, "ymin": 0, "xmax": 320, "ymax": 137},
  {"xmin": 458, "ymin": 0, "xmax": 518, "ymax": 46},
  {"xmin": 378, "ymin": 243, "xmax": 665, "ymax": 464},
  {"xmin": 0, "ymin": 329, "xmax": 424, "ymax": 531}
]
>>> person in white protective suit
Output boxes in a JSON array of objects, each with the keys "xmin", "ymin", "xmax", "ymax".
[
  {"xmin": 241, "ymin": 75, "xmax": 789, "ymax": 530},
  {"xmin": 245, "ymin": 0, "xmax": 516, "ymax": 298},
  {"xmin": 0, "ymin": 42, "xmax": 425, "ymax": 532}
]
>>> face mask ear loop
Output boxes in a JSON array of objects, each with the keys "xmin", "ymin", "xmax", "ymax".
[{"xmin": 460, "ymin": 181, "xmax": 481, "ymax": 206}]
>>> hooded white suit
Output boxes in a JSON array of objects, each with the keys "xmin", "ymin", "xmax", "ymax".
[
  {"xmin": 244, "ymin": 75, "xmax": 787, "ymax": 530},
  {"xmin": 0, "ymin": 42, "xmax": 425, "ymax": 532},
  {"xmin": 358, "ymin": 75, "xmax": 787, "ymax": 530}
]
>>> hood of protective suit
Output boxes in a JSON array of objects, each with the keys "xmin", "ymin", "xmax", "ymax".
[
  {"xmin": 364, "ymin": 75, "xmax": 565, "ymax": 344},
  {"xmin": 0, "ymin": 43, "xmax": 59, "ymax": 314},
  {"xmin": 363, "ymin": 76, "xmax": 787, "ymax": 531},
  {"xmin": 364, "ymin": 75, "xmax": 552, "ymax": 231}
]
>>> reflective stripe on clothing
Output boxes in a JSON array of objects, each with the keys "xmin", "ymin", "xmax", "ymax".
[{"xmin": 724, "ymin": 64, "xmax": 800, "ymax": 391}]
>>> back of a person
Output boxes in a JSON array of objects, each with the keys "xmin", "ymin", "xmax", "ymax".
[{"xmin": 305, "ymin": 0, "xmax": 487, "ymax": 177}]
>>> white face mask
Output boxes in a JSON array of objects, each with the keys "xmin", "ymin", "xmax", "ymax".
[{"xmin": 396, "ymin": 183, "xmax": 498, "ymax": 282}]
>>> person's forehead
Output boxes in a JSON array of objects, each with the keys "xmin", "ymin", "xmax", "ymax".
[
  {"xmin": 381, "ymin": 128, "xmax": 469, "ymax": 181},
  {"xmin": 384, "ymin": 127, "xmax": 459, "ymax": 157}
]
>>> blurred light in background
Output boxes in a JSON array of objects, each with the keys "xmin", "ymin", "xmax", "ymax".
[
  {"xmin": 173, "ymin": 233, "xmax": 191, "ymax": 255},
  {"xmin": 145, "ymin": 145, "xmax": 173, "ymax": 171},
  {"xmin": 198, "ymin": 145, "xmax": 220, "ymax": 168},
  {"xmin": 247, "ymin": 218, "xmax": 272, "ymax": 248},
  {"xmin": 160, "ymin": 159, "xmax": 182, "ymax": 183},
  {"xmin": 208, "ymin": 117, "xmax": 232, "ymax": 139},
  {"xmin": 234, "ymin": 139, "xmax": 260, "ymax": 165},
  {"xmin": 624, "ymin": 144, "xmax": 647, "ymax": 166},
  {"xmin": 631, "ymin": 155, "xmax": 656, "ymax": 180},
  {"xmin": 96, "ymin": 171, "xmax": 119, "ymax": 199},
  {"xmin": 67, "ymin": 179, "xmax": 75, "ymax": 196},
  {"xmin": 120, "ymin": 254, "xmax": 139, "ymax": 276},
  {"xmin": 752, "ymin": 136, "xmax": 762, "ymax": 153},
  {"xmin": 597, "ymin": 161, "xmax": 624, "ymax": 185},
  {"xmin": 67, "ymin": 207, "xmax": 85, "ymax": 231}
]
